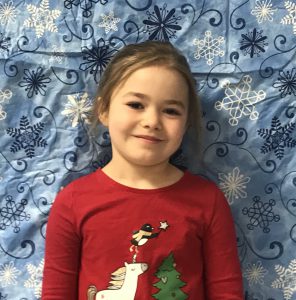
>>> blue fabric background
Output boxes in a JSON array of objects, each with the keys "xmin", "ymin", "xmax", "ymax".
[{"xmin": 0, "ymin": 0, "xmax": 296, "ymax": 299}]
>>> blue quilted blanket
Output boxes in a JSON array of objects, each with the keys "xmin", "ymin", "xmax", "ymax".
[{"xmin": 0, "ymin": 0, "xmax": 296, "ymax": 299}]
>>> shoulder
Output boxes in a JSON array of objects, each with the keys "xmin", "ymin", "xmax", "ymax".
[
  {"xmin": 183, "ymin": 170, "xmax": 228, "ymax": 208},
  {"xmin": 185, "ymin": 171, "xmax": 234, "ymax": 224},
  {"xmin": 184, "ymin": 170, "xmax": 222, "ymax": 194},
  {"xmin": 70, "ymin": 170, "xmax": 98, "ymax": 188},
  {"xmin": 53, "ymin": 170, "xmax": 98, "ymax": 206},
  {"xmin": 61, "ymin": 170, "xmax": 98, "ymax": 193}
]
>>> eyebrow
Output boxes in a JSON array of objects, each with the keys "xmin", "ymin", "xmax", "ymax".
[
  {"xmin": 123, "ymin": 92, "xmax": 187, "ymax": 110},
  {"xmin": 163, "ymin": 99, "xmax": 187, "ymax": 110}
]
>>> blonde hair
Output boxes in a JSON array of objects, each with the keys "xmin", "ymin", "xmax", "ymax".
[{"xmin": 91, "ymin": 41, "xmax": 202, "ymax": 151}]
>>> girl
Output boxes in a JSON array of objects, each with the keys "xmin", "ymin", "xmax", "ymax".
[{"xmin": 42, "ymin": 41, "xmax": 243, "ymax": 300}]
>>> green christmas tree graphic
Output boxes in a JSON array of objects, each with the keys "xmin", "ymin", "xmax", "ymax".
[{"xmin": 153, "ymin": 252, "xmax": 188, "ymax": 299}]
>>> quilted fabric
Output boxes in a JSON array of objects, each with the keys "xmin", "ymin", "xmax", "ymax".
[{"xmin": 0, "ymin": 0, "xmax": 296, "ymax": 299}]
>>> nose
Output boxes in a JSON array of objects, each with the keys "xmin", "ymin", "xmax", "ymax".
[{"xmin": 141, "ymin": 108, "xmax": 162, "ymax": 130}]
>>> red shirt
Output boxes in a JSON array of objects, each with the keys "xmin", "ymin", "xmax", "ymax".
[{"xmin": 42, "ymin": 169, "xmax": 243, "ymax": 300}]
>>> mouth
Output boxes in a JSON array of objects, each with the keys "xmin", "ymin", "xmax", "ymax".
[{"xmin": 134, "ymin": 135, "xmax": 163, "ymax": 142}]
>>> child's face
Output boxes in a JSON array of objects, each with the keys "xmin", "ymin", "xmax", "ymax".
[{"xmin": 99, "ymin": 66, "xmax": 189, "ymax": 169}]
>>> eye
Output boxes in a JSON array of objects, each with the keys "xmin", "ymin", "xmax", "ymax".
[
  {"xmin": 164, "ymin": 108, "xmax": 181, "ymax": 116},
  {"xmin": 126, "ymin": 102, "xmax": 144, "ymax": 110}
]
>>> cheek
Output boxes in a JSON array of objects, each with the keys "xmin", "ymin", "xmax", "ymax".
[
  {"xmin": 175, "ymin": 123, "xmax": 187, "ymax": 143},
  {"xmin": 171, "ymin": 120, "xmax": 187, "ymax": 135},
  {"xmin": 108, "ymin": 114, "xmax": 133, "ymax": 135},
  {"xmin": 167, "ymin": 124, "xmax": 186, "ymax": 147}
]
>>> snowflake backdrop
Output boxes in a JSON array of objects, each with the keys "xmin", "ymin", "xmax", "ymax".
[{"xmin": 0, "ymin": 0, "xmax": 296, "ymax": 299}]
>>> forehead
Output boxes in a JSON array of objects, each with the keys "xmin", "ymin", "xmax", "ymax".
[{"xmin": 112, "ymin": 66, "xmax": 189, "ymax": 105}]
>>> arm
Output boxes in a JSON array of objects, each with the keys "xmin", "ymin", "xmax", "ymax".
[
  {"xmin": 41, "ymin": 186, "xmax": 81, "ymax": 300},
  {"xmin": 203, "ymin": 187, "xmax": 244, "ymax": 300}
]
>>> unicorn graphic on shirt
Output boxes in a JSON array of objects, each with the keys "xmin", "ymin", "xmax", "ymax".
[{"xmin": 87, "ymin": 262, "xmax": 148, "ymax": 300}]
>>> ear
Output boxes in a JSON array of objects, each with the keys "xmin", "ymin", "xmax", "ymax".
[
  {"xmin": 97, "ymin": 97, "xmax": 109, "ymax": 127},
  {"xmin": 98, "ymin": 110, "xmax": 109, "ymax": 127}
]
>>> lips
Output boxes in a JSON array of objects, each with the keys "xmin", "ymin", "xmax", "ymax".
[{"xmin": 134, "ymin": 135, "xmax": 162, "ymax": 142}]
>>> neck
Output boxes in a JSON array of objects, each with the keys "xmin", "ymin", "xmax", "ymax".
[
  {"xmin": 120, "ymin": 272, "xmax": 138, "ymax": 295},
  {"xmin": 102, "ymin": 160, "xmax": 183, "ymax": 189}
]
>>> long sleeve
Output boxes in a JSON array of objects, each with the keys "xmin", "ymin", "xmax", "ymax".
[
  {"xmin": 41, "ymin": 186, "xmax": 81, "ymax": 300},
  {"xmin": 42, "ymin": 169, "xmax": 244, "ymax": 300},
  {"xmin": 203, "ymin": 187, "xmax": 244, "ymax": 300}
]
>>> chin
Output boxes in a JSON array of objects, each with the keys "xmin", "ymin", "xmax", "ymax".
[{"xmin": 131, "ymin": 157, "xmax": 170, "ymax": 168}]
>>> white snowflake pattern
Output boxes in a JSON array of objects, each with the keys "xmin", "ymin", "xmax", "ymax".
[
  {"xmin": 0, "ymin": 0, "xmax": 17, "ymax": 25},
  {"xmin": 193, "ymin": 31, "xmax": 225, "ymax": 65},
  {"xmin": 215, "ymin": 75, "xmax": 266, "ymax": 126},
  {"xmin": 61, "ymin": 93, "xmax": 93, "ymax": 127},
  {"xmin": 0, "ymin": 261, "xmax": 21, "ymax": 287},
  {"xmin": 98, "ymin": 11, "xmax": 121, "ymax": 34},
  {"xmin": 281, "ymin": 1, "xmax": 296, "ymax": 35},
  {"xmin": 23, "ymin": 0, "xmax": 61, "ymax": 38},
  {"xmin": 218, "ymin": 167, "xmax": 250, "ymax": 204},
  {"xmin": 271, "ymin": 259, "xmax": 296, "ymax": 300},
  {"xmin": 0, "ymin": 88, "xmax": 12, "ymax": 121},
  {"xmin": 251, "ymin": 0, "xmax": 277, "ymax": 23},
  {"xmin": 243, "ymin": 261, "xmax": 268, "ymax": 286},
  {"xmin": 24, "ymin": 259, "xmax": 44, "ymax": 299}
]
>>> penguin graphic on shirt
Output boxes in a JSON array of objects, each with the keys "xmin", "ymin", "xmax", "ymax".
[{"xmin": 130, "ymin": 221, "xmax": 169, "ymax": 262}]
